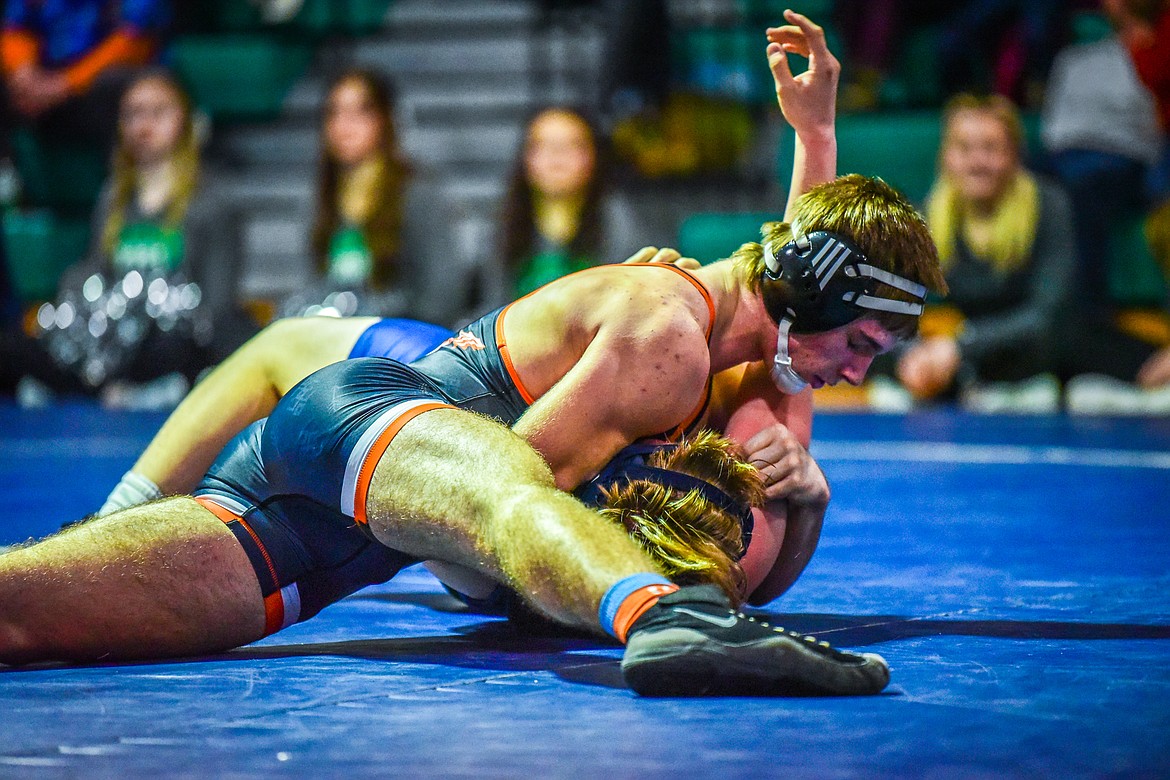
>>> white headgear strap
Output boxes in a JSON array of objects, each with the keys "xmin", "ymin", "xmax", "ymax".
[{"xmin": 770, "ymin": 313, "xmax": 808, "ymax": 394}]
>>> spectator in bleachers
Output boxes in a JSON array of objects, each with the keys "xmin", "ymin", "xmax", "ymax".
[
  {"xmin": 0, "ymin": 0, "xmax": 170, "ymax": 149},
  {"xmin": 1107, "ymin": 0, "xmax": 1170, "ymax": 158},
  {"xmin": 885, "ymin": 93, "xmax": 1170, "ymax": 412},
  {"xmin": 492, "ymin": 106, "xmax": 644, "ymax": 303},
  {"xmin": 1106, "ymin": 0, "xmax": 1170, "ymax": 261},
  {"xmin": 288, "ymin": 68, "xmax": 463, "ymax": 325},
  {"xmin": 1041, "ymin": 0, "xmax": 1163, "ymax": 311},
  {"xmin": 0, "ymin": 67, "xmax": 252, "ymax": 408},
  {"xmin": 310, "ymin": 69, "xmax": 409, "ymax": 296},
  {"xmin": 935, "ymin": 0, "xmax": 1071, "ymax": 107}
]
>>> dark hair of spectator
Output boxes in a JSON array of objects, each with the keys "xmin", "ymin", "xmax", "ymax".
[
  {"xmin": 499, "ymin": 106, "xmax": 610, "ymax": 274},
  {"xmin": 311, "ymin": 68, "xmax": 411, "ymax": 290}
]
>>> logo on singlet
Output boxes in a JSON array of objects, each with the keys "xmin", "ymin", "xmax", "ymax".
[{"xmin": 442, "ymin": 331, "xmax": 486, "ymax": 351}]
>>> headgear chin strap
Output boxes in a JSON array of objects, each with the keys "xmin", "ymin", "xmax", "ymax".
[{"xmin": 761, "ymin": 224, "xmax": 928, "ymax": 394}]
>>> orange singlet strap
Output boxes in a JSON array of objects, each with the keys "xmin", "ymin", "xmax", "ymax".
[
  {"xmin": 494, "ymin": 302, "xmax": 536, "ymax": 405},
  {"xmin": 629, "ymin": 264, "xmax": 716, "ymax": 439},
  {"xmin": 638, "ymin": 263, "xmax": 717, "ymax": 342}
]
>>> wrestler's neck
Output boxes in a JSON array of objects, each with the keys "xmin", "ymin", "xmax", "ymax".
[{"xmin": 690, "ymin": 261, "xmax": 778, "ymax": 372}]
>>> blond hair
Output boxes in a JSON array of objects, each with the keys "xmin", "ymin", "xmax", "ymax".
[
  {"xmin": 926, "ymin": 93, "xmax": 1039, "ymax": 274},
  {"xmin": 102, "ymin": 70, "xmax": 200, "ymax": 257},
  {"xmin": 730, "ymin": 174, "xmax": 947, "ymax": 339},
  {"xmin": 599, "ymin": 431, "xmax": 765, "ymax": 604}
]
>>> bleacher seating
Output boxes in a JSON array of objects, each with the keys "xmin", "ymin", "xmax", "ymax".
[
  {"xmin": 1111, "ymin": 213, "xmax": 1168, "ymax": 308},
  {"xmin": 170, "ymin": 36, "xmax": 312, "ymax": 122},
  {"xmin": 2, "ymin": 210, "xmax": 90, "ymax": 302},
  {"xmin": 677, "ymin": 211, "xmax": 774, "ymax": 264},
  {"xmin": 10, "ymin": 130, "xmax": 106, "ymax": 214}
]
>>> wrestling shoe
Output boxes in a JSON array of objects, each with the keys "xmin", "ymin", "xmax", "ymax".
[{"xmin": 621, "ymin": 584, "xmax": 889, "ymax": 697}]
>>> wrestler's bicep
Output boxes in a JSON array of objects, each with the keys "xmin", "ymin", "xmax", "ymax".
[{"xmin": 712, "ymin": 362, "xmax": 813, "ymax": 448}]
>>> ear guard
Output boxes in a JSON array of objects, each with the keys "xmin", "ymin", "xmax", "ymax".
[
  {"xmin": 761, "ymin": 230, "xmax": 927, "ymax": 334},
  {"xmin": 575, "ymin": 441, "xmax": 754, "ymax": 558}
]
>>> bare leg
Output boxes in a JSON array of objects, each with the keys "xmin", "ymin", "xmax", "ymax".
[
  {"xmin": 131, "ymin": 317, "xmax": 377, "ymax": 494},
  {"xmin": 0, "ymin": 497, "xmax": 265, "ymax": 665},
  {"xmin": 365, "ymin": 410, "xmax": 660, "ymax": 633}
]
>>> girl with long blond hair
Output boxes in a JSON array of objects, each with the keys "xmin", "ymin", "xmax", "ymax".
[
  {"xmin": 895, "ymin": 93, "xmax": 1170, "ymax": 411},
  {"xmin": 892, "ymin": 94, "xmax": 1075, "ymax": 406},
  {"xmin": 2, "ymin": 68, "xmax": 252, "ymax": 406}
]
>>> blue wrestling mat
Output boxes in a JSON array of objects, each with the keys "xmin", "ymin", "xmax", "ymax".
[{"xmin": 1, "ymin": 400, "xmax": 1167, "ymax": 777}]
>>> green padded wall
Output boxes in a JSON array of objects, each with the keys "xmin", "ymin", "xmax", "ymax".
[
  {"xmin": 3, "ymin": 210, "xmax": 90, "ymax": 302},
  {"xmin": 677, "ymin": 211, "xmax": 776, "ymax": 264}
]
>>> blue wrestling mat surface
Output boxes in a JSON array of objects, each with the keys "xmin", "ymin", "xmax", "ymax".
[{"xmin": 1, "ymin": 400, "xmax": 1168, "ymax": 777}]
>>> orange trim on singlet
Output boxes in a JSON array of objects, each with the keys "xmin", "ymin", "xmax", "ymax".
[
  {"xmin": 494, "ymin": 302, "xmax": 536, "ymax": 405},
  {"xmin": 601, "ymin": 265, "xmax": 716, "ymax": 440},
  {"xmin": 194, "ymin": 495, "xmax": 240, "ymax": 524},
  {"xmin": 352, "ymin": 401, "xmax": 455, "ymax": 525},
  {"xmin": 612, "ymin": 582, "xmax": 679, "ymax": 644},
  {"xmin": 261, "ymin": 592, "xmax": 285, "ymax": 636},
  {"xmin": 194, "ymin": 495, "xmax": 280, "ymax": 596},
  {"xmin": 195, "ymin": 496, "xmax": 286, "ymax": 635}
]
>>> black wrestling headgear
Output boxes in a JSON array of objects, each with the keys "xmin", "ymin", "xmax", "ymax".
[
  {"xmin": 761, "ymin": 228, "xmax": 927, "ymax": 333},
  {"xmin": 760, "ymin": 225, "xmax": 928, "ymax": 394},
  {"xmin": 574, "ymin": 441, "xmax": 754, "ymax": 557}
]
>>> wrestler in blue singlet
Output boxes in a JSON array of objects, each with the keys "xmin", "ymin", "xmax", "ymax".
[
  {"xmin": 347, "ymin": 317, "xmax": 451, "ymax": 362},
  {"xmin": 194, "ymin": 266, "xmax": 722, "ymax": 634},
  {"xmin": 193, "ymin": 309, "xmax": 534, "ymax": 633}
]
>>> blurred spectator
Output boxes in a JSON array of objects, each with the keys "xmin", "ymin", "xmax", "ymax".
[
  {"xmin": 1106, "ymin": 0, "xmax": 1170, "ymax": 297},
  {"xmin": 284, "ymin": 68, "xmax": 463, "ymax": 325},
  {"xmin": 832, "ymin": 0, "xmax": 949, "ymax": 111},
  {"xmin": 935, "ymin": 0, "xmax": 1071, "ymax": 107},
  {"xmin": 492, "ymin": 106, "xmax": 646, "ymax": 303},
  {"xmin": 1, "ymin": 0, "xmax": 170, "ymax": 149},
  {"xmin": 1109, "ymin": 0, "xmax": 1170, "ymax": 130},
  {"xmin": 878, "ymin": 94, "xmax": 1170, "ymax": 412},
  {"xmin": 0, "ymin": 67, "xmax": 252, "ymax": 408},
  {"xmin": 1041, "ymin": 3, "xmax": 1162, "ymax": 310},
  {"xmin": 311, "ymin": 69, "xmax": 410, "ymax": 295},
  {"xmin": 1105, "ymin": 0, "xmax": 1170, "ymax": 203}
]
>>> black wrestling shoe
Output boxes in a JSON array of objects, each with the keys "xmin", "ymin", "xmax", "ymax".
[{"xmin": 621, "ymin": 584, "xmax": 889, "ymax": 697}]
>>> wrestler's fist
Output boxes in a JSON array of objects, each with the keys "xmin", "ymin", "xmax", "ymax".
[{"xmin": 742, "ymin": 422, "xmax": 829, "ymax": 506}]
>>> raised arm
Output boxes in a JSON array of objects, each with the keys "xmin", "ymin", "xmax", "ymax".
[{"xmin": 766, "ymin": 10, "xmax": 840, "ymax": 220}]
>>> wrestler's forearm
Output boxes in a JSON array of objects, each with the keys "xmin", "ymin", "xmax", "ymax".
[
  {"xmin": 785, "ymin": 128, "xmax": 836, "ymax": 223},
  {"xmin": 747, "ymin": 498, "xmax": 824, "ymax": 606}
]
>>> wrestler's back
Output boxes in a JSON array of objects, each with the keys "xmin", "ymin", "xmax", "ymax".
[{"xmin": 503, "ymin": 263, "xmax": 718, "ymax": 401}]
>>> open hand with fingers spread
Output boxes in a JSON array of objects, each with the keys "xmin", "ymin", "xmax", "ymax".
[
  {"xmin": 765, "ymin": 9, "xmax": 840, "ymax": 141},
  {"xmin": 743, "ymin": 423, "xmax": 829, "ymax": 506}
]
